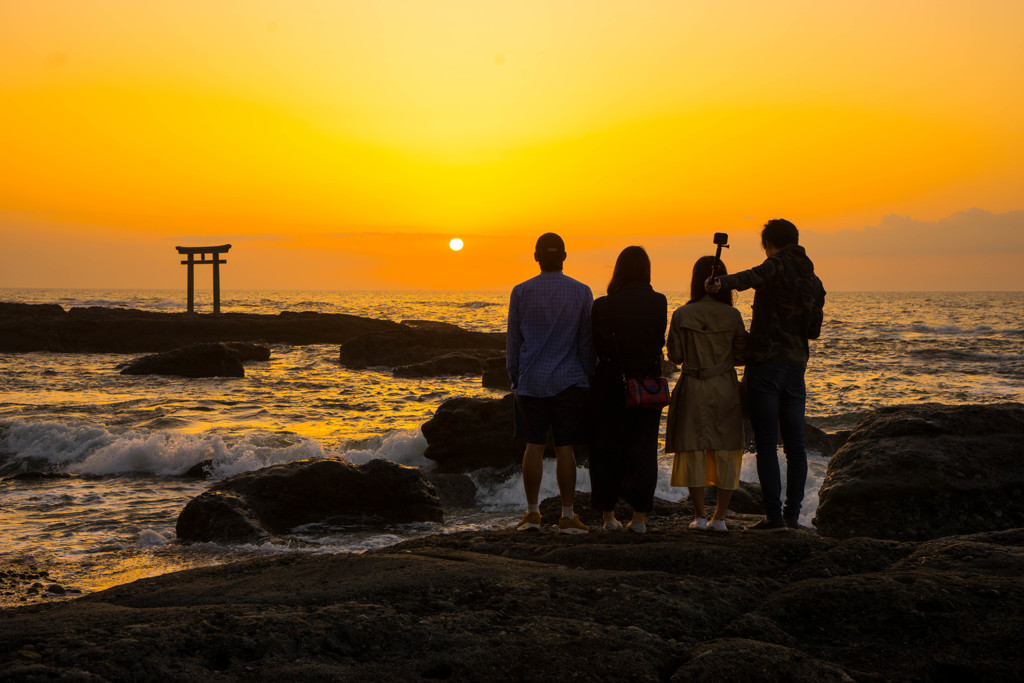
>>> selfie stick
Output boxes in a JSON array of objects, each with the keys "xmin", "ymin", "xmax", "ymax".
[{"xmin": 710, "ymin": 234, "xmax": 729, "ymax": 280}]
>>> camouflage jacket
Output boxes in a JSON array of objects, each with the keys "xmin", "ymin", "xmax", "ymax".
[{"xmin": 718, "ymin": 244, "xmax": 825, "ymax": 368}]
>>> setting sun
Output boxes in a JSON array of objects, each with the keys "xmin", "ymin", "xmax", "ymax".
[
  {"xmin": 449, "ymin": 238, "xmax": 464, "ymax": 252},
  {"xmin": 1, "ymin": 1, "xmax": 1022, "ymax": 291}
]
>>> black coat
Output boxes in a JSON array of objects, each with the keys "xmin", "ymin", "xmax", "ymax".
[{"xmin": 591, "ymin": 284, "xmax": 668, "ymax": 390}]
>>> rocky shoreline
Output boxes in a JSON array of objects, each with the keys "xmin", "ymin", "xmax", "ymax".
[
  {"xmin": 1, "ymin": 512, "xmax": 1021, "ymax": 681},
  {"xmin": 0, "ymin": 303, "xmax": 405, "ymax": 353},
  {"xmin": 2, "ymin": 403, "xmax": 1023, "ymax": 681}
]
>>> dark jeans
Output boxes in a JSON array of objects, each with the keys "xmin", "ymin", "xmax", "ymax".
[{"xmin": 746, "ymin": 362, "xmax": 808, "ymax": 521}]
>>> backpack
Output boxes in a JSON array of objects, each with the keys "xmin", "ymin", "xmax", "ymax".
[{"xmin": 801, "ymin": 274, "xmax": 826, "ymax": 340}]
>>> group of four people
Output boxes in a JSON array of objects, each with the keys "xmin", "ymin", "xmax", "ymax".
[{"xmin": 506, "ymin": 219, "xmax": 825, "ymax": 534}]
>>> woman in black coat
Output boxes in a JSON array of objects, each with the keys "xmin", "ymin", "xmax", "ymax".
[{"xmin": 589, "ymin": 246, "xmax": 668, "ymax": 533}]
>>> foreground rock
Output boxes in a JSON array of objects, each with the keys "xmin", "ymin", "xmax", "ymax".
[
  {"xmin": 815, "ymin": 403, "xmax": 1024, "ymax": 541},
  {"xmin": 176, "ymin": 458, "xmax": 443, "ymax": 542},
  {"xmin": 339, "ymin": 320, "xmax": 505, "ymax": 370},
  {"xmin": 421, "ymin": 393, "xmax": 522, "ymax": 473},
  {"xmin": 0, "ymin": 304, "xmax": 403, "ymax": 353},
  {"xmin": 2, "ymin": 518, "xmax": 1021, "ymax": 680},
  {"xmin": 119, "ymin": 342, "xmax": 271, "ymax": 378}
]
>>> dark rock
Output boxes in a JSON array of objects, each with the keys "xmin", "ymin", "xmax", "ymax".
[
  {"xmin": 0, "ymin": 302, "xmax": 64, "ymax": 316},
  {"xmin": 2, "ymin": 520, "xmax": 1023, "ymax": 680},
  {"xmin": 393, "ymin": 352, "xmax": 490, "ymax": 378},
  {"xmin": 539, "ymin": 493, "xmax": 691, "ymax": 526},
  {"xmin": 672, "ymin": 638, "xmax": 856, "ymax": 682},
  {"xmin": 481, "ymin": 356, "xmax": 512, "ymax": 390},
  {"xmin": 340, "ymin": 322, "xmax": 504, "ymax": 369},
  {"xmin": 44, "ymin": 584, "xmax": 66, "ymax": 596},
  {"xmin": 176, "ymin": 457, "xmax": 444, "ymax": 543},
  {"xmin": 743, "ymin": 419, "xmax": 845, "ymax": 458},
  {"xmin": 815, "ymin": 403, "xmax": 1024, "ymax": 541},
  {"xmin": 120, "ymin": 342, "xmax": 259, "ymax": 377},
  {"xmin": 421, "ymin": 394, "xmax": 522, "ymax": 473},
  {"xmin": 425, "ymin": 473, "xmax": 478, "ymax": 509},
  {"xmin": 720, "ymin": 481, "xmax": 763, "ymax": 515},
  {"xmin": 0, "ymin": 305, "xmax": 402, "ymax": 353},
  {"xmin": 182, "ymin": 459, "xmax": 215, "ymax": 479},
  {"xmin": 222, "ymin": 341, "xmax": 271, "ymax": 361}
]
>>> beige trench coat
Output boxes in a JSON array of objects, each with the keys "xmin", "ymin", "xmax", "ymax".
[{"xmin": 665, "ymin": 296, "xmax": 748, "ymax": 453}]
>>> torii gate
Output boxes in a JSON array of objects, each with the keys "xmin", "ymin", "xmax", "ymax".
[{"xmin": 176, "ymin": 244, "xmax": 231, "ymax": 314}]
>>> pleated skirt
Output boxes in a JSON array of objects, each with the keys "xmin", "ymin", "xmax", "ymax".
[{"xmin": 670, "ymin": 449, "xmax": 743, "ymax": 490}]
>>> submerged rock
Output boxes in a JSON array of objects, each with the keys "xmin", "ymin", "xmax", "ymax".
[
  {"xmin": 815, "ymin": 402, "xmax": 1024, "ymax": 540},
  {"xmin": 176, "ymin": 457, "xmax": 444, "ymax": 543},
  {"xmin": 119, "ymin": 342, "xmax": 270, "ymax": 378},
  {"xmin": 393, "ymin": 351, "xmax": 494, "ymax": 378}
]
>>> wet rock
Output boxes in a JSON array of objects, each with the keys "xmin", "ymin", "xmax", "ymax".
[
  {"xmin": 815, "ymin": 403, "xmax": 1024, "ymax": 540},
  {"xmin": 340, "ymin": 321, "xmax": 504, "ymax": 369},
  {"xmin": 393, "ymin": 352, "xmax": 491, "ymax": 378},
  {"xmin": 222, "ymin": 341, "xmax": 271, "ymax": 362},
  {"xmin": 714, "ymin": 481, "xmax": 763, "ymax": 515},
  {"xmin": 426, "ymin": 473, "xmax": 479, "ymax": 509},
  {"xmin": 481, "ymin": 356, "xmax": 512, "ymax": 390},
  {"xmin": 743, "ymin": 419, "xmax": 844, "ymax": 458},
  {"xmin": 421, "ymin": 394, "xmax": 522, "ymax": 473},
  {"xmin": 44, "ymin": 584, "xmax": 66, "ymax": 596},
  {"xmin": 0, "ymin": 305, "xmax": 402, "ymax": 353},
  {"xmin": 183, "ymin": 459, "xmax": 215, "ymax": 479},
  {"xmin": 120, "ymin": 342, "xmax": 262, "ymax": 378},
  {"xmin": 176, "ymin": 457, "xmax": 444, "ymax": 543}
]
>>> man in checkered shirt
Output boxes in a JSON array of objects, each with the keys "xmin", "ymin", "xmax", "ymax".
[{"xmin": 506, "ymin": 233, "xmax": 594, "ymax": 535}]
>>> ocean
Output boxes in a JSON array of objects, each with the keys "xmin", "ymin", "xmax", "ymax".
[{"xmin": 2, "ymin": 288, "xmax": 1022, "ymax": 605}]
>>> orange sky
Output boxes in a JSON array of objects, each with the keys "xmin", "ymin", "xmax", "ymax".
[{"xmin": 2, "ymin": 1, "xmax": 1023, "ymax": 292}]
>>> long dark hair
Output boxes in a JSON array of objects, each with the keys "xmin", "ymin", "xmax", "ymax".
[
  {"xmin": 689, "ymin": 255, "xmax": 733, "ymax": 305},
  {"xmin": 607, "ymin": 246, "xmax": 651, "ymax": 295}
]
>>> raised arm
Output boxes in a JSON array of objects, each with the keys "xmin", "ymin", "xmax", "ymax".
[{"xmin": 717, "ymin": 255, "xmax": 782, "ymax": 292}]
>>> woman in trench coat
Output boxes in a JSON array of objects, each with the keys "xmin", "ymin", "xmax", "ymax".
[{"xmin": 666, "ymin": 256, "xmax": 748, "ymax": 533}]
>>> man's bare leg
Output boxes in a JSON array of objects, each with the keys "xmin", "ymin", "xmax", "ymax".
[
  {"xmin": 553, "ymin": 445, "xmax": 577, "ymax": 508},
  {"xmin": 521, "ymin": 443, "xmax": 547, "ymax": 506}
]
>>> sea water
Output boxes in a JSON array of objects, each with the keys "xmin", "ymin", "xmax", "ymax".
[{"xmin": 1, "ymin": 288, "xmax": 1022, "ymax": 603}]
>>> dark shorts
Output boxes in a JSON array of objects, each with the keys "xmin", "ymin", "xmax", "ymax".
[{"xmin": 513, "ymin": 386, "xmax": 590, "ymax": 446}]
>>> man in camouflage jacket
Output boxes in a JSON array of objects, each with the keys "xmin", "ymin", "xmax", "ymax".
[{"xmin": 707, "ymin": 218, "xmax": 826, "ymax": 532}]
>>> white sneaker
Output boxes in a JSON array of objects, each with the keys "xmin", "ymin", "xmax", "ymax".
[
  {"xmin": 603, "ymin": 519, "xmax": 624, "ymax": 531},
  {"xmin": 627, "ymin": 521, "xmax": 646, "ymax": 534},
  {"xmin": 708, "ymin": 519, "xmax": 728, "ymax": 533},
  {"xmin": 688, "ymin": 517, "xmax": 707, "ymax": 531}
]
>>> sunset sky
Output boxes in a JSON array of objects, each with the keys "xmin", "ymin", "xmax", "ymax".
[{"xmin": 2, "ymin": 1, "xmax": 1022, "ymax": 292}]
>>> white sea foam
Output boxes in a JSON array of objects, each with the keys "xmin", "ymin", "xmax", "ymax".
[
  {"xmin": 136, "ymin": 529, "xmax": 172, "ymax": 547},
  {"xmin": 339, "ymin": 429, "xmax": 431, "ymax": 468},
  {"xmin": 73, "ymin": 432, "xmax": 230, "ymax": 476},
  {"xmin": 0, "ymin": 419, "xmax": 434, "ymax": 478},
  {"xmin": 3, "ymin": 420, "xmax": 115, "ymax": 465}
]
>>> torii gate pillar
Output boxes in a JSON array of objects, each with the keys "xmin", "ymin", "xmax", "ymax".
[{"xmin": 175, "ymin": 244, "xmax": 232, "ymax": 314}]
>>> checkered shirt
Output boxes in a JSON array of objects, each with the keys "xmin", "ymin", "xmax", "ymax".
[{"xmin": 506, "ymin": 271, "xmax": 594, "ymax": 398}]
